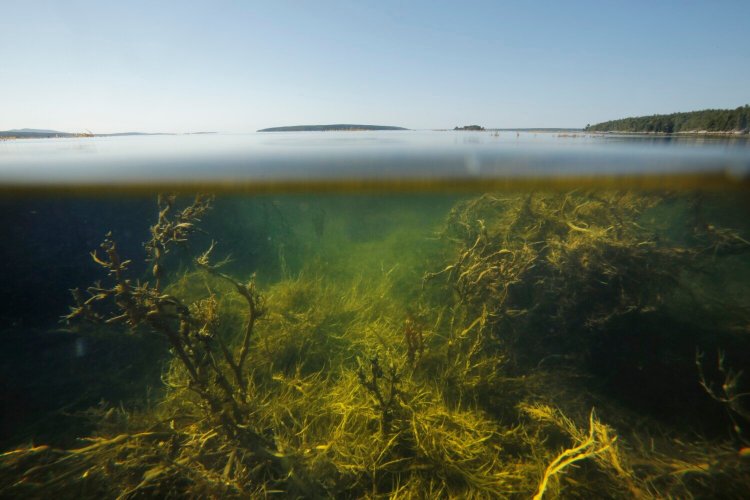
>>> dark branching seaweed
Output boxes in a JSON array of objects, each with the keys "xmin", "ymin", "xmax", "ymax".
[
  {"xmin": 146, "ymin": 193, "xmax": 213, "ymax": 291},
  {"xmin": 697, "ymin": 349, "xmax": 750, "ymax": 445},
  {"xmin": 6, "ymin": 195, "xmax": 318, "ymax": 497},
  {"xmin": 357, "ymin": 354, "xmax": 404, "ymax": 434},
  {"xmin": 403, "ymin": 315, "xmax": 425, "ymax": 367}
]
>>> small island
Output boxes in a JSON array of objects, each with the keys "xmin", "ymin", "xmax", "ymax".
[
  {"xmin": 257, "ymin": 124, "xmax": 408, "ymax": 132},
  {"xmin": 585, "ymin": 105, "xmax": 749, "ymax": 134},
  {"xmin": 454, "ymin": 125, "xmax": 485, "ymax": 131}
]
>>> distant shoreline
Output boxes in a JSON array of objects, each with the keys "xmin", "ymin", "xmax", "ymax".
[
  {"xmin": 585, "ymin": 105, "xmax": 749, "ymax": 134},
  {"xmin": 3, "ymin": 128, "xmax": 747, "ymax": 141},
  {"xmin": 258, "ymin": 124, "xmax": 408, "ymax": 132},
  {"xmin": 0, "ymin": 131, "xmax": 216, "ymax": 140},
  {"xmin": 590, "ymin": 130, "xmax": 749, "ymax": 137}
]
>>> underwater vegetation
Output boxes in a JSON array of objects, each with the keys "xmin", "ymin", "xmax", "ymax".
[{"xmin": 1, "ymin": 190, "xmax": 749, "ymax": 498}]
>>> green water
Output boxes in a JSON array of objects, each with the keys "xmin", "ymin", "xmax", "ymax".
[{"xmin": 1, "ymin": 189, "xmax": 749, "ymax": 498}]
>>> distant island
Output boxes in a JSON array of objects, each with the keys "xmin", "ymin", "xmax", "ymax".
[
  {"xmin": 0, "ymin": 129, "xmax": 92, "ymax": 139},
  {"xmin": 257, "ymin": 124, "xmax": 408, "ymax": 132},
  {"xmin": 585, "ymin": 105, "xmax": 749, "ymax": 134},
  {"xmin": 0, "ymin": 129, "xmax": 215, "ymax": 139},
  {"xmin": 454, "ymin": 125, "xmax": 485, "ymax": 131}
]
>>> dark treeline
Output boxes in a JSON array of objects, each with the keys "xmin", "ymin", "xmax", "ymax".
[{"xmin": 586, "ymin": 105, "xmax": 750, "ymax": 133}]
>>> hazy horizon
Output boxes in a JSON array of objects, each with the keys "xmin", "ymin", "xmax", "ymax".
[
  {"xmin": 1, "ymin": 1, "xmax": 748, "ymax": 134},
  {"xmin": 2, "ymin": 125, "xmax": 592, "ymax": 134}
]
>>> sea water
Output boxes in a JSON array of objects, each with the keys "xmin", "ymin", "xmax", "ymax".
[{"xmin": 1, "ymin": 131, "xmax": 749, "ymax": 498}]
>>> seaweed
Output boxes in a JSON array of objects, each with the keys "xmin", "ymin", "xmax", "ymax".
[
  {"xmin": 2, "ymin": 195, "xmax": 317, "ymax": 497},
  {"xmin": 356, "ymin": 354, "xmax": 404, "ymax": 434},
  {"xmin": 697, "ymin": 349, "xmax": 750, "ymax": 445},
  {"xmin": 2, "ymin": 190, "xmax": 749, "ymax": 498}
]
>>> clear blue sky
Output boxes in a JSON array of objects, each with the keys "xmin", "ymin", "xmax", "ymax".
[{"xmin": 1, "ymin": 0, "xmax": 748, "ymax": 133}]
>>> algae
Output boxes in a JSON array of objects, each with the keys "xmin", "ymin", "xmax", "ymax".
[{"xmin": 1, "ymin": 191, "xmax": 749, "ymax": 498}]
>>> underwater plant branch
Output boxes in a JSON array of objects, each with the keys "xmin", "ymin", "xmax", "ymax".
[
  {"xmin": 357, "ymin": 354, "xmax": 405, "ymax": 433},
  {"xmin": 532, "ymin": 410, "xmax": 615, "ymax": 500},
  {"xmin": 423, "ymin": 231, "xmax": 485, "ymax": 291},
  {"xmin": 141, "ymin": 303, "xmax": 294, "ymax": 476},
  {"xmin": 195, "ymin": 242, "xmax": 265, "ymax": 392},
  {"xmin": 696, "ymin": 349, "xmax": 750, "ymax": 444},
  {"xmin": 53, "ymin": 196, "xmax": 330, "ymax": 496},
  {"xmin": 146, "ymin": 194, "xmax": 214, "ymax": 291},
  {"xmin": 67, "ymin": 207, "xmax": 250, "ymax": 433},
  {"xmin": 403, "ymin": 315, "xmax": 425, "ymax": 367}
]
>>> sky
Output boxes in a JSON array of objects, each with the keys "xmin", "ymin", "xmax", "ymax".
[{"xmin": 1, "ymin": 0, "xmax": 748, "ymax": 133}]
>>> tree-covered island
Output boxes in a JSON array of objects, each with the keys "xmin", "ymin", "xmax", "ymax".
[
  {"xmin": 585, "ymin": 105, "xmax": 749, "ymax": 134},
  {"xmin": 453, "ymin": 125, "xmax": 485, "ymax": 131}
]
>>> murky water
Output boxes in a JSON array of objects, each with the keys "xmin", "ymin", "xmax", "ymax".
[{"xmin": 1, "ymin": 133, "xmax": 749, "ymax": 498}]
